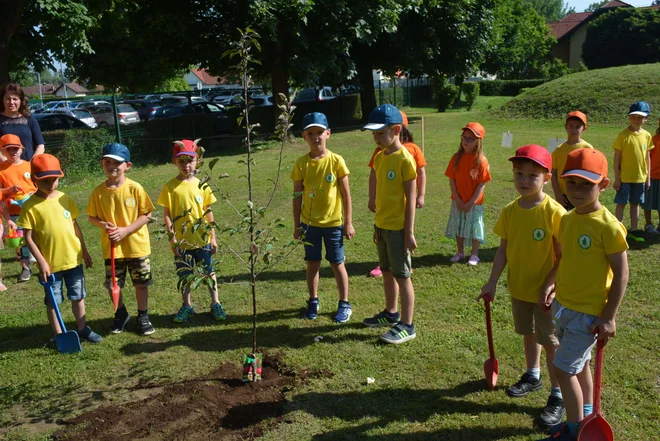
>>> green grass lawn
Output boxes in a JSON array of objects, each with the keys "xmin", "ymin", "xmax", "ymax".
[{"xmin": 1, "ymin": 109, "xmax": 659, "ymax": 441}]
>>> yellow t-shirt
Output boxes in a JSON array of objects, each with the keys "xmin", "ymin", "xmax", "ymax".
[
  {"xmin": 494, "ymin": 195, "xmax": 566, "ymax": 303},
  {"xmin": 556, "ymin": 207, "xmax": 628, "ymax": 316},
  {"xmin": 612, "ymin": 128, "xmax": 654, "ymax": 183},
  {"xmin": 290, "ymin": 150, "xmax": 349, "ymax": 228},
  {"xmin": 85, "ymin": 178, "xmax": 155, "ymax": 259},
  {"xmin": 551, "ymin": 140, "xmax": 594, "ymax": 194},
  {"xmin": 16, "ymin": 191, "xmax": 82, "ymax": 273},
  {"xmin": 372, "ymin": 146, "xmax": 417, "ymax": 230},
  {"xmin": 157, "ymin": 177, "xmax": 217, "ymax": 250}
]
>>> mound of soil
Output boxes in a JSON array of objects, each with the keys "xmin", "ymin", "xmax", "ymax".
[{"xmin": 52, "ymin": 357, "xmax": 300, "ymax": 441}]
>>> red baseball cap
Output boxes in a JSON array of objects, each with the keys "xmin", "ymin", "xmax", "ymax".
[
  {"xmin": 462, "ymin": 122, "xmax": 485, "ymax": 139},
  {"xmin": 562, "ymin": 148, "xmax": 608, "ymax": 184},
  {"xmin": 566, "ymin": 111, "xmax": 588, "ymax": 129},
  {"xmin": 31, "ymin": 154, "xmax": 64, "ymax": 180},
  {"xmin": 172, "ymin": 139, "xmax": 199, "ymax": 160},
  {"xmin": 400, "ymin": 111, "xmax": 409, "ymax": 127},
  {"xmin": 0, "ymin": 134, "xmax": 22, "ymax": 149},
  {"xmin": 509, "ymin": 144, "xmax": 552, "ymax": 171}
]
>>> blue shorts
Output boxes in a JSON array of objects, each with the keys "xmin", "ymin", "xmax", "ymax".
[
  {"xmin": 301, "ymin": 223, "xmax": 344, "ymax": 264},
  {"xmin": 551, "ymin": 300, "xmax": 597, "ymax": 375},
  {"xmin": 614, "ymin": 182, "xmax": 645, "ymax": 205},
  {"xmin": 175, "ymin": 245, "xmax": 214, "ymax": 277},
  {"xmin": 43, "ymin": 265, "xmax": 87, "ymax": 306}
]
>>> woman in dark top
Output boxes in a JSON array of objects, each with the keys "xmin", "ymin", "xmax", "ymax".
[{"xmin": 0, "ymin": 83, "xmax": 45, "ymax": 160}]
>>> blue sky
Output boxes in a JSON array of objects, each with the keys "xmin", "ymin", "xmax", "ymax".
[{"xmin": 567, "ymin": 0, "xmax": 654, "ymax": 12}]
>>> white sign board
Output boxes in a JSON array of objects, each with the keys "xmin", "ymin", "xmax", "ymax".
[
  {"xmin": 547, "ymin": 138, "xmax": 565, "ymax": 154},
  {"xmin": 501, "ymin": 132, "xmax": 513, "ymax": 148}
]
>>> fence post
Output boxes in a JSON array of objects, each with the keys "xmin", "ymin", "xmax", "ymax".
[
  {"xmin": 112, "ymin": 95, "xmax": 122, "ymax": 144},
  {"xmin": 378, "ymin": 79, "xmax": 382, "ymax": 106},
  {"xmin": 393, "ymin": 79, "xmax": 396, "ymax": 107}
]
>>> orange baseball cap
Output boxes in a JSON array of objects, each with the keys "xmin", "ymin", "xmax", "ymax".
[
  {"xmin": 462, "ymin": 122, "xmax": 485, "ymax": 139},
  {"xmin": 561, "ymin": 148, "xmax": 608, "ymax": 184},
  {"xmin": 173, "ymin": 139, "xmax": 199, "ymax": 160},
  {"xmin": 566, "ymin": 111, "xmax": 587, "ymax": 129},
  {"xmin": 0, "ymin": 134, "xmax": 23, "ymax": 149},
  {"xmin": 400, "ymin": 111, "xmax": 409, "ymax": 127},
  {"xmin": 31, "ymin": 154, "xmax": 64, "ymax": 180}
]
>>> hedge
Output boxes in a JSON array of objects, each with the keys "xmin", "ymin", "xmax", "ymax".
[{"xmin": 479, "ymin": 79, "xmax": 547, "ymax": 96}]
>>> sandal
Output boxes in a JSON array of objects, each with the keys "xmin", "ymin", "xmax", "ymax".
[
  {"xmin": 467, "ymin": 255, "xmax": 480, "ymax": 266},
  {"xmin": 450, "ymin": 253, "xmax": 465, "ymax": 263},
  {"xmin": 0, "ymin": 280, "xmax": 7, "ymax": 292}
]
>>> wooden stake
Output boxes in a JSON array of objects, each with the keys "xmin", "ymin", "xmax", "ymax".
[{"xmin": 421, "ymin": 117, "xmax": 425, "ymax": 153}]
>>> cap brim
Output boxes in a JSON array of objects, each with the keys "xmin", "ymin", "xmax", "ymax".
[
  {"xmin": 561, "ymin": 169, "xmax": 603, "ymax": 183},
  {"xmin": 174, "ymin": 152, "xmax": 197, "ymax": 158},
  {"xmin": 1, "ymin": 144, "xmax": 22, "ymax": 149},
  {"xmin": 303, "ymin": 123, "xmax": 329, "ymax": 130},
  {"xmin": 361, "ymin": 123, "xmax": 387, "ymax": 131},
  {"xmin": 462, "ymin": 127, "xmax": 483, "ymax": 138},
  {"xmin": 629, "ymin": 111, "xmax": 649, "ymax": 116},
  {"xmin": 34, "ymin": 170, "xmax": 64, "ymax": 179},
  {"xmin": 103, "ymin": 154, "xmax": 128, "ymax": 162},
  {"xmin": 508, "ymin": 156, "xmax": 550, "ymax": 170}
]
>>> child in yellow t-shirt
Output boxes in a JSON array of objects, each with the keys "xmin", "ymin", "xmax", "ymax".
[
  {"xmin": 480, "ymin": 145, "xmax": 566, "ymax": 427},
  {"xmin": 291, "ymin": 112, "xmax": 354, "ymax": 323},
  {"xmin": 17, "ymin": 154, "xmax": 102, "ymax": 344},
  {"xmin": 86, "ymin": 143, "xmax": 155, "ymax": 336},
  {"xmin": 642, "ymin": 119, "xmax": 660, "ymax": 233},
  {"xmin": 157, "ymin": 139, "xmax": 225, "ymax": 323},
  {"xmin": 361, "ymin": 104, "xmax": 417, "ymax": 344},
  {"xmin": 539, "ymin": 149, "xmax": 628, "ymax": 441},
  {"xmin": 613, "ymin": 101, "xmax": 654, "ymax": 242},
  {"xmin": 551, "ymin": 111, "xmax": 593, "ymax": 210}
]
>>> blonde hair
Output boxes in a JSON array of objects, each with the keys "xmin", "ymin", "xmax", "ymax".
[{"xmin": 453, "ymin": 137, "xmax": 483, "ymax": 173}]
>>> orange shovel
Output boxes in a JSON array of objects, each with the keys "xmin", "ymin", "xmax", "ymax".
[
  {"xmin": 483, "ymin": 299, "xmax": 499, "ymax": 390},
  {"xmin": 577, "ymin": 339, "xmax": 614, "ymax": 441},
  {"xmin": 110, "ymin": 244, "xmax": 120, "ymax": 312}
]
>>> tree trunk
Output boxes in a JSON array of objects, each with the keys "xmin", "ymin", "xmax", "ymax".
[
  {"xmin": 0, "ymin": 0, "xmax": 26, "ymax": 84},
  {"xmin": 356, "ymin": 54, "xmax": 376, "ymax": 121},
  {"xmin": 453, "ymin": 76, "xmax": 464, "ymax": 106}
]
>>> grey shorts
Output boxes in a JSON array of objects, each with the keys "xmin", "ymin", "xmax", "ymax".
[
  {"xmin": 375, "ymin": 226, "xmax": 411, "ymax": 279},
  {"xmin": 552, "ymin": 300, "xmax": 597, "ymax": 375},
  {"xmin": 510, "ymin": 297, "xmax": 559, "ymax": 347}
]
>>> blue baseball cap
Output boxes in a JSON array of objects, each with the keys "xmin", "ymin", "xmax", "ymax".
[
  {"xmin": 302, "ymin": 112, "xmax": 329, "ymax": 130},
  {"xmin": 629, "ymin": 101, "xmax": 650, "ymax": 117},
  {"xmin": 362, "ymin": 104, "xmax": 403, "ymax": 131},
  {"xmin": 102, "ymin": 143, "xmax": 131, "ymax": 162}
]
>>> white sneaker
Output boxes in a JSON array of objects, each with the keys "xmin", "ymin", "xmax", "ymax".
[{"xmin": 644, "ymin": 224, "xmax": 659, "ymax": 234}]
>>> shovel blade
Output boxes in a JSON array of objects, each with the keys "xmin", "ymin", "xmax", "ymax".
[
  {"xmin": 55, "ymin": 330, "xmax": 82, "ymax": 354},
  {"xmin": 111, "ymin": 285, "xmax": 121, "ymax": 313},
  {"xmin": 577, "ymin": 413, "xmax": 614, "ymax": 441},
  {"xmin": 483, "ymin": 358, "xmax": 499, "ymax": 390}
]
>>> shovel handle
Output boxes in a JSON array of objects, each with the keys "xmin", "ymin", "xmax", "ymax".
[
  {"xmin": 485, "ymin": 299, "xmax": 495, "ymax": 360},
  {"xmin": 593, "ymin": 339, "xmax": 605, "ymax": 414},
  {"xmin": 110, "ymin": 243, "xmax": 117, "ymax": 285},
  {"xmin": 40, "ymin": 274, "xmax": 67, "ymax": 333}
]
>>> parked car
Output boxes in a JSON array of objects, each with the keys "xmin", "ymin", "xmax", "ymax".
[
  {"xmin": 49, "ymin": 108, "xmax": 98, "ymax": 128},
  {"xmin": 116, "ymin": 103, "xmax": 140, "ymax": 125},
  {"xmin": 151, "ymin": 101, "xmax": 230, "ymax": 134},
  {"xmin": 38, "ymin": 100, "xmax": 74, "ymax": 113},
  {"xmin": 121, "ymin": 99, "xmax": 162, "ymax": 121},
  {"xmin": 250, "ymin": 95, "xmax": 273, "ymax": 107},
  {"xmin": 160, "ymin": 95, "xmax": 207, "ymax": 106},
  {"xmin": 211, "ymin": 89, "xmax": 242, "ymax": 106},
  {"xmin": 293, "ymin": 87, "xmax": 336, "ymax": 103},
  {"xmin": 85, "ymin": 105, "xmax": 116, "ymax": 127},
  {"xmin": 33, "ymin": 113, "xmax": 90, "ymax": 132},
  {"xmin": 73, "ymin": 100, "xmax": 111, "ymax": 109}
]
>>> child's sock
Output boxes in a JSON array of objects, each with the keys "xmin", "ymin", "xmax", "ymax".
[
  {"xmin": 583, "ymin": 403, "xmax": 593, "ymax": 417},
  {"xmin": 566, "ymin": 421, "xmax": 579, "ymax": 438},
  {"xmin": 551, "ymin": 386, "xmax": 563, "ymax": 399},
  {"xmin": 385, "ymin": 310, "xmax": 399, "ymax": 318},
  {"xmin": 115, "ymin": 304, "xmax": 128, "ymax": 317},
  {"xmin": 138, "ymin": 309, "xmax": 148, "ymax": 317},
  {"xmin": 527, "ymin": 367, "xmax": 541, "ymax": 380}
]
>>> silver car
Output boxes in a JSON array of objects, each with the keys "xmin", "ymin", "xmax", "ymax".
[{"xmin": 116, "ymin": 104, "xmax": 140, "ymax": 124}]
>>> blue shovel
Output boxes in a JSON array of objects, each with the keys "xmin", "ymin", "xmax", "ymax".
[{"xmin": 41, "ymin": 274, "xmax": 82, "ymax": 354}]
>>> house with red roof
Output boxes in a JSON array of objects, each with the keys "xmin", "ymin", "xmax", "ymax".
[
  {"xmin": 184, "ymin": 68, "xmax": 234, "ymax": 90},
  {"xmin": 549, "ymin": 1, "xmax": 659, "ymax": 68}
]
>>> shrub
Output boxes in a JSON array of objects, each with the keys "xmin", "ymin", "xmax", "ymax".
[
  {"xmin": 433, "ymin": 78, "xmax": 460, "ymax": 112},
  {"xmin": 44, "ymin": 128, "xmax": 116, "ymax": 181},
  {"xmin": 479, "ymin": 79, "xmax": 547, "ymax": 96},
  {"xmin": 463, "ymin": 82, "xmax": 480, "ymax": 111}
]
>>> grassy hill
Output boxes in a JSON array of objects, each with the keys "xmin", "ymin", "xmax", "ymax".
[{"xmin": 497, "ymin": 63, "xmax": 660, "ymax": 123}]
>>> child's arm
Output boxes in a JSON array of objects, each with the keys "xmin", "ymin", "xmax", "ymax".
[
  {"xmin": 448, "ymin": 178, "xmax": 464, "ymax": 210},
  {"xmin": 550, "ymin": 168, "xmax": 566, "ymax": 206},
  {"xmin": 0, "ymin": 202, "xmax": 16, "ymax": 230},
  {"xmin": 368, "ymin": 169, "xmax": 377, "ymax": 213},
  {"xmin": 591, "ymin": 250, "xmax": 629, "ymax": 344},
  {"xmin": 539, "ymin": 238, "xmax": 562, "ymax": 311},
  {"xmin": 163, "ymin": 207, "xmax": 180, "ymax": 256},
  {"xmin": 403, "ymin": 178, "xmax": 417, "ymax": 254},
  {"xmin": 613, "ymin": 150, "xmax": 622, "ymax": 190},
  {"xmin": 0, "ymin": 185, "xmax": 23, "ymax": 197},
  {"xmin": 107, "ymin": 213, "xmax": 152, "ymax": 244},
  {"xmin": 478, "ymin": 239, "xmax": 507, "ymax": 302},
  {"xmin": 204, "ymin": 205, "xmax": 217, "ymax": 254},
  {"xmin": 463, "ymin": 182, "xmax": 486, "ymax": 212},
  {"xmin": 292, "ymin": 180, "xmax": 303, "ymax": 239},
  {"xmin": 416, "ymin": 166, "xmax": 426, "ymax": 208},
  {"xmin": 24, "ymin": 229, "xmax": 50, "ymax": 281},
  {"xmin": 73, "ymin": 219, "xmax": 93, "ymax": 269},
  {"xmin": 338, "ymin": 175, "xmax": 355, "ymax": 240}
]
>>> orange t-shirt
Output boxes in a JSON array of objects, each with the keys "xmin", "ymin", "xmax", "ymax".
[
  {"xmin": 368, "ymin": 142, "xmax": 427, "ymax": 169},
  {"xmin": 0, "ymin": 160, "xmax": 38, "ymax": 216},
  {"xmin": 651, "ymin": 134, "xmax": 660, "ymax": 180},
  {"xmin": 444, "ymin": 152, "xmax": 491, "ymax": 205}
]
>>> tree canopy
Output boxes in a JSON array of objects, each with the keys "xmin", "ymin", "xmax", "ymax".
[{"xmin": 524, "ymin": 0, "xmax": 573, "ymax": 22}]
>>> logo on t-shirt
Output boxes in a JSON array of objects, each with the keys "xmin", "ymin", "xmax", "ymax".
[
  {"xmin": 578, "ymin": 234, "xmax": 591, "ymax": 249},
  {"xmin": 125, "ymin": 198, "xmax": 136, "ymax": 207},
  {"xmin": 643, "ymin": 144, "xmax": 647, "ymax": 152},
  {"xmin": 387, "ymin": 170, "xmax": 396, "ymax": 180},
  {"xmin": 63, "ymin": 209, "xmax": 71, "ymax": 219},
  {"xmin": 195, "ymin": 195, "xmax": 203, "ymax": 204},
  {"xmin": 23, "ymin": 172, "xmax": 30, "ymax": 179},
  {"xmin": 470, "ymin": 168, "xmax": 479, "ymax": 180},
  {"xmin": 325, "ymin": 173, "xmax": 335, "ymax": 183},
  {"xmin": 533, "ymin": 228, "xmax": 545, "ymax": 241}
]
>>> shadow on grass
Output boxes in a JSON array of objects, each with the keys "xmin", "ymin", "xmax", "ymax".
[{"xmin": 626, "ymin": 230, "xmax": 660, "ymax": 250}]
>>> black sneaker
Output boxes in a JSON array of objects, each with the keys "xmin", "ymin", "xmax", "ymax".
[
  {"xmin": 540, "ymin": 395, "xmax": 565, "ymax": 426},
  {"xmin": 110, "ymin": 308, "xmax": 131, "ymax": 334},
  {"xmin": 137, "ymin": 314, "xmax": 155, "ymax": 336},
  {"xmin": 18, "ymin": 267, "xmax": 31, "ymax": 283},
  {"xmin": 77, "ymin": 326, "xmax": 103, "ymax": 343},
  {"xmin": 506, "ymin": 372, "xmax": 543, "ymax": 397}
]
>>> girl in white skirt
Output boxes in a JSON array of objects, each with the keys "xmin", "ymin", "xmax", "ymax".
[
  {"xmin": 642, "ymin": 119, "xmax": 660, "ymax": 233},
  {"xmin": 444, "ymin": 122, "xmax": 491, "ymax": 266}
]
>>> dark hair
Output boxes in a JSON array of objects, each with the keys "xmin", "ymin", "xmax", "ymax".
[
  {"xmin": 399, "ymin": 125, "xmax": 414, "ymax": 143},
  {"xmin": 0, "ymin": 83, "xmax": 30, "ymax": 117}
]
